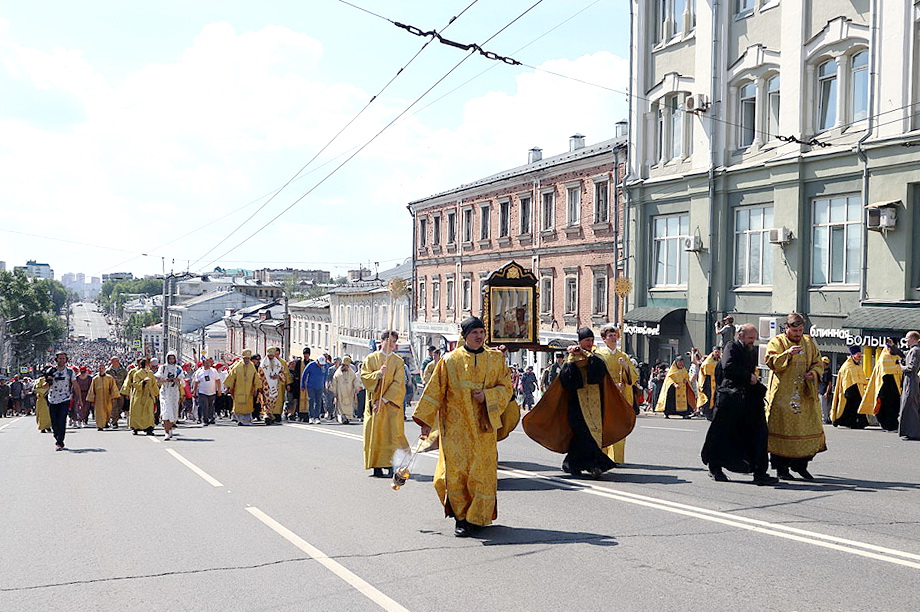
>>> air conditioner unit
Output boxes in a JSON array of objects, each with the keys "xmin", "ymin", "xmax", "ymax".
[
  {"xmin": 768, "ymin": 227, "xmax": 793, "ymax": 245},
  {"xmin": 685, "ymin": 93, "xmax": 710, "ymax": 113},
  {"xmin": 758, "ymin": 316, "xmax": 779, "ymax": 340},
  {"xmin": 866, "ymin": 202, "xmax": 899, "ymax": 232},
  {"xmin": 683, "ymin": 236, "xmax": 703, "ymax": 252}
]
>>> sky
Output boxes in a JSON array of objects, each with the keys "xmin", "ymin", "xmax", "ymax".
[{"xmin": 0, "ymin": 0, "xmax": 630, "ymax": 281}]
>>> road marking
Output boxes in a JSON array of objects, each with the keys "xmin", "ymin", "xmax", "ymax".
[
  {"xmin": 147, "ymin": 434, "xmax": 161, "ymax": 443},
  {"xmin": 164, "ymin": 448, "xmax": 223, "ymax": 487},
  {"xmin": 294, "ymin": 423, "xmax": 920, "ymax": 571},
  {"xmin": 640, "ymin": 425, "xmax": 696, "ymax": 432},
  {"xmin": 289, "ymin": 423, "xmax": 364, "ymax": 442},
  {"xmin": 246, "ymin": 507, "xmax": 410, "ymax": 612},
  {"xmin": 0, "ymin": 417, "xmax": 23, "ymax": 432}
]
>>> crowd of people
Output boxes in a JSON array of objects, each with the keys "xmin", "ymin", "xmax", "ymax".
[{"xmin": 3, "ymin": 312, "xmax": 918, "ymax": 539}]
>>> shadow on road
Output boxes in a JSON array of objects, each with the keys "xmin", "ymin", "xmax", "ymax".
[
  {"xmin": 475, "ymin": 525, "xmax": 617, "ymax": 547},
  {"xmin": 498, "ymin": 477, "xmax": 564, "ymax": 491},
  {"xmin": 609, "ymin": 473, "xmax": 691, "ymax": 485},
  {"xmin": 66, "ymin": 448, "xmax": 107, "ymax": 454},
  {"xmin": 172, "ymin": 438, "xmax": 215, "ymax": 443},
  {"xmin": 499, "ymin": 460, "xmax": 559, "ymax": 472},
  {"xmin": 772, "ymin": 474, "xmax": 920, "ymax": 493},
  {"xmin": 625, "ymin": 462, "xmax": 707, "ymax": 473}
]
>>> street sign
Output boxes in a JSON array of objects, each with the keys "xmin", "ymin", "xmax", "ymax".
[
  {"xmin": 132, "ymin": 340, "xmax": 142, "ymax": 349},
  {"xmin": 19, "ymin": 367, "xmax": 29, "ymax": 374}
]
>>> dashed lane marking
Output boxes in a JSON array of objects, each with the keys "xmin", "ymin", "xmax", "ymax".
[
  {"xmin": 164, "ymin": 448, "xmax": 223, "ymax": 487},
  {"xmin": 0, "ymin": 417, "xmax": 23, "ymax": 432}
]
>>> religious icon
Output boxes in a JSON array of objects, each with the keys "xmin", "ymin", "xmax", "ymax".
[{"xmin": 482, "ymin": 261, "xmax": 538, "ymax": 346}]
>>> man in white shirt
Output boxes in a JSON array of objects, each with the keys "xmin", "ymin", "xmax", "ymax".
[
  {"xmin": 192, "ymin": 357, "xmax": 219, "ymax": 426},
  {"xmin": 46, "ymin": 351, "xmax": 82, "ymax": 451}
]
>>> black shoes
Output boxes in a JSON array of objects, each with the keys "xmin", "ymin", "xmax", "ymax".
[
  {"xmin": 454, "ymin": 519, "xmax": 480, "ymax": 538},
  {"xmin": 372, "ymin": 468, "xmax": 393, "ymax": 478},
  {"xmin": 752, "ymin": 473, "xmax": 779, "ymax": 486},
  {"xmin": 792, "ymin": 467, "xmax": 815, "ymax": 481},
  {"xmin": 776, "ymin": 468, "xmax": 796, "ymax": 481},
  {"xmin": 590, "ymin": 467, "xmax": 604, "ymax": 480},
  {"xmin": 708, "ymin": 467, "xmax": 729, "ymax": 482}
]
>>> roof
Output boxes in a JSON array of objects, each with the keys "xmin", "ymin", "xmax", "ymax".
[
  {"xmin": 843, "ymin": 305, "xmax": 920, "ymax": 332},
  {"xmin": 290, "ymin": 296, "xmax": 330, "ymax": 309},
  {"xmin": 624, "ymin": 307, "xmax": 687, "ymax": 324},
  {"xmin": 171, "ymin": 289, "xmax": 241, "ymax": 308},
  {"xmin": 329, "ymin": 260, "xmax": 412, "ymax": 294},
  {"xmin": 408, "ymin": 137, "xmax": 625, "ymax": 206}
]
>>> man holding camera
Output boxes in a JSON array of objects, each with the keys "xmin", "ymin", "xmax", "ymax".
[{"xmin": 46, "ymin": 351, "xmax": 82, "ymax": 451}]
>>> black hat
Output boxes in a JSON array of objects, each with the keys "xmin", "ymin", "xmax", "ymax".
[
  {"xmin": 577, "ymin": 327, "xmax": 594, "ymax": 341},
  {"xmin": 460, "ymin": 316, "xmax": 485, "ymax": 338},
  {"xmin": 427, "ymin": 345, "xmax": 436, "ymax": 352},
  {"xmin": 555, "ymin": 352, "xmax": 565, "ymax": 359}
]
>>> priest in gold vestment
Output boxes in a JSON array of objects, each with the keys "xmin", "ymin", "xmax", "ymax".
[
  {"xmin": 360, "ymin": 330, "xmax": 409, "ymax": 478},
  {"xmin": 414, "ymin": 316, "xmax": 515, "ymax": 537},
  {"xmin": 224, "ymin": 349, "xmax": 260, "ymax": 426},
  {"xmin": 123, "ymin": 359, "xmax": 158, "ymax": 436},
  {"xmin": 35, "ymin": 376, "xmax": 51, "ymax": 432},
  {"xmin": 595, "ymin": 323, "xmax": 637, "ymax": 464},
  {"xmin": 697, "ymin": 348, "xmax": 721, "ymax": 420},
  {"xmin": 859, "ymin": 343, "xmax": 903, "ymax": 431},
  {"xmin": 830, "ymin": 346, "xmax": 869, "ymax": 429},
  {"xmin": 655, "ymin": 356, "xmax": 695, "ymax": 418},
  {"xmin": 765, "ymin": 313, "xmax": 826, "ymax": 480},
  {"xmin": 87, "ymin": 365, "xmax": 120, "ymax": 431}
]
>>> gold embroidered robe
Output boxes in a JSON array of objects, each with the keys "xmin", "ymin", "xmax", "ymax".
[
  {"xmin": 360, "ymin": 351, "xmax": 408, "ymax": 469},
  {"xmin": 765, "ymin": 334, "xmax": 826, "ymax": 458},
  {"xmin": 595, "ymin": 345, "xmax": 637, "ymax": 463}
]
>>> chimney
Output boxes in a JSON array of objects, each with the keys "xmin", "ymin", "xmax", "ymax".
[
  {"xmin": 528, "ymin": 147, "xmax": 542, "ymax": 164},
  {"xmin": 615, "ymin": 120, "xmax": 628, "ymax": 138},
  {"xmin": 569, "ymin": 133, "xmax": 586, "ymax": 151}
]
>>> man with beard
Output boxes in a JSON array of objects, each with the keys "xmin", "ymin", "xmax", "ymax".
[
  {"xmin": 260, "ymin": 347, "xmax": 290, "ymax": 425},
  {"xmin": 701, "ymin": 324, "xmax": 778, "ymax": 485},
  {"xmin": 830, "ymin": 346, "xmax": 869, "ymax": 429},
  {"xmin": 897, "ymin": 331, "xmax": 920, "ymax": 441}
]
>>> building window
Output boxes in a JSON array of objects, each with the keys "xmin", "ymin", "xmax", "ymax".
[
  {"xmin": 541, "ymin": 191, "xmax": 555, "ymax": 230},
  {"xmin": 734, "ymin": 205, "xmax": 774, "ymax": 286},
  {"xmin": 812, "ymin": 195, "xmax": 862, "ymax": 285},
  {"xmin": 566, "ymin": 185, "xmax": 581, "ymax": 225},
  {"xmin": 737, "ymin": 0, "xmax": 754, "ymax": 16},
  {"xmin": 432, "ymin": 280, "xmax": 440, "ymax": 310},
  {"xmin": 817, "ymin": 60, "xmax": 837, "ymax": 132},
  {"xmin": 418, "ymin": 281, "xmax": 426, "ymax": 312},
  {"xmin": 432, "ymin": 215, "xmax": 441, "ymax": 245},
  {"xmin": 462, "ymin": 277, "xmax": 472, "ymax": 311},
  {"xmin": 669, "ymin": 95, "xmax": 683, "ymax": 158},
  {"xmin": 479, "ymin": 204, "xmax": 490, "ymax": 240},
  {"xmin": 462, "ymin": 208, "xmax": 473, "ymax": 243},
  {"xmin": 652, "ymin": 213, "xmax": 690, "ymax": 287},
  {"xmin": 850, "ymin": 51, "xmax": 868, "ymax": 122},
  {"xmin": 445, "ymin": 279, "xmax": 455, "ymax": 310},
  {"xmin": 655, "ymin": 104, "xmax": 665, "ymax": 162},
  {"xmin": 540, "ymin": 277, "xmax": 553, "ymax": 313},
  {"xmin": 418, "ymin": 218, "xmax": 427, "ymax": 247},
  {"xmin": 499, "ymin": 200, "xmax": 510, "ymax": 237},
  {"xmin": 519, "ymin": 196, "xmax": 532, "ymax": 234},
  {"xmin": 564, "ymin": 277, "xmax": 578, "ymax": 314},
  {"xmin": 739, "ymin": 82, "xmax": 756, "ymax": 148},
  {"xmin": 766, "ymin": 75, "xmax": 780, "ymax": 140},
  {"xmin": 446, "ymin": 212, "xmax": 456, "ymax": 244},
  {"xmin": 594, "ymin": 181, "xmax": 609, "ymax": 223},
  {"xmin": 592, "ymin": 274, "xmax": 608, "ymax": 315},
  {"xmin": 655, "ymin": 0, "xmax": 689, "ymax": 43}
]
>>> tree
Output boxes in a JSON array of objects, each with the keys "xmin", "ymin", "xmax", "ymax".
[
  {"xmin": 0, "ymin": 270, "xmax": 67, "ymax": 366},
  {"xmin": 98, "ymin": 278, "xmax": 163, "ymax": 316},
  {"xmin": 123, "ymin": 310, "xmax": 162, "ymax": 341}
]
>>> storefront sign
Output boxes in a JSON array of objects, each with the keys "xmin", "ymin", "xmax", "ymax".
[
  {"xmin": 809, "ymin": 326, "xmax": 908, "ymax": 349},
  {"xmin": 624, "ymin": 323, "xmax": 661, "ymax": 336}
]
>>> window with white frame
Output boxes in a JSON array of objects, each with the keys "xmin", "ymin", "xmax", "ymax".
[
  {"xmin": 734, "ymin": 205, "xmax": 774, "ymax": 286},
  {"xmin": 564, "ymin": 276, "xmax": 578, "ymax": 314},
  {"xmin": 652, "ymin": 213, "xmax": 690, "ymax": 287},
  {"xmin": 446, "ymin": 212, "xmax": 456, "ymax": 244},
  {"xmin": 737, "ymin": 0, "xmax": 754, "ymax": 16},
  {"xmin": 499, "ymin": 200, "xmax": 510, "ymax": 237},
  {"xmin": 419, "ymin": 218, "xmax": 427, "ymax": 247},
  {"xmin": 766, "ymin": 75, "xmax": 780, "ymax": 140},
  {"xmin": 850, "ymin": 51, "xmax": 868, "ymax": 122},
  {"xmin": 462, "ymin": 277, "xmax": 472, "ymax": 311},
  {"xmin": 462, "ymin": 208, "xmax": 473, "ymax": 243},
  {"xmin": 418, "ymin": 280, "xmax": 426, "ymax": 312},
  {"xmin": 446, "ymin": 278, "xmax": 455, "ymax": 310},
  {"xmin": 566, "ymin": 185, "xmax": 581, "ymax": 225},
  {"xmin": 739, "ymin": 82, "xmax": 756, "ymax": 148},
  {"xmin": 541, "ymin": 191, "xmax": 555, "ymax": 230},
  {"xmin": 431, "ymin": 280, "xmax": 440, "ymax": 310},
  {"xmin": 594, "ymin": 180, "xmax": 609, "ymax": 223},
  {"xmin": 592, "ymin": 273, "xmax": 608, "ymax": 315},
  {"xmin": 432, "ymin": 215, "xmax": 441, "ymax": 245},
  {"xmin": 812, "ymin": 195, "xmax": 862, "ymax": 286},
  {"xmin": 540, "ymin": 277, "xmax": 553, "ymax": 313},
  {"xmin": 669, "ymin": 95, "xmax": 683, "ymax": 159},
  {"xmin": 817, "ymin": 60, "xmax": 837, "ymax": 132},
  {"xmin": 655, "ymin": 104, "xmax": 665, "ymax": 162},
  {"xmin": 519, "ymin": 196, "xmax": 532, "ymax": 234},
  {"xmin": 655, "ymin": 0, "xmax": 689, "ymax": 43},
  {"xmin": 479, "ymin": 204, "xmax": 490, "ymax": 240}
]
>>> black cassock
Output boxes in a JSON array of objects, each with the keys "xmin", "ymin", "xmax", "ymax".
[
  {"xmin": 833, "ymin": 384, "xmax": 868, "ymax": 429},
  {"xmin": 560, "ymin": 355, "xmax": 617, "ymax": 475},
  {"xmin": 876, "ymin": 374, "xmax": 901, "ymax": 431},
  {"xmin": 701, "ymin": 340, "xmax": 769, "ymax": 475}
]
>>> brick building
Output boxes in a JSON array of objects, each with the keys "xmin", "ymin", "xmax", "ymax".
[{"xmin": 408, "ymin": 135, "xmax": 628, "ymax": 368}]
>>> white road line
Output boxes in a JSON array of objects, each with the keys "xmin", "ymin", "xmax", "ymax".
[
  {"xmin": 295, "ymin": 423, "xmax": 920, "ymax": 571},
  {"xmin": 164, "ymin": 448, "xmax": 223, "ymax": 487},
  {"xmin": 0, "ymin": 417, "xmax": 23, "ymax": 432},
  {"xmin": 289, "ymin": 423, "xmax": 364, "ymax": 441},
  {"xmin": 640, "ymin": 425, "xmax": 696, "ymax": 432},
  {"xmin": 246, "ymin": 507, "xmax": 410, "ymax": 612},
  {"xmin": 146, "ymin": 434, "xmax": 161, "ymax": 443}
]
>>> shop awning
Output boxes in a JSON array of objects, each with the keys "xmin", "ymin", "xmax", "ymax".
[
  {"xmin": 623, "ymin": 306, "xmax": 686, "ymax": 324},
  {"xmin": 843, "ymin": 306, "xmax": 920, "ymax": 332}
]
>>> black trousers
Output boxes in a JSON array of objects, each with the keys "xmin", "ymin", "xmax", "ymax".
[
  {"xmin": 198, "ymin": 394, "xmax": 216, "ymax": 423},
  {"xmin": 49, "ymin": 401, "xmax": 69, "ymax": 446}
]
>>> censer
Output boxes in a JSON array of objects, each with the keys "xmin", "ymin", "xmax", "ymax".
[{"xmin": 392, "ymin": 435, "xmax": 428, "ymax": 490}]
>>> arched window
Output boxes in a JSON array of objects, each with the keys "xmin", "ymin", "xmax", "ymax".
[
  {"xmin": 850, "ymin": 51, "xmax": 868, "ymax": 122},
  {"xmin": 817, "ymin": 60, "xmax": 837, "ymax": 131}
]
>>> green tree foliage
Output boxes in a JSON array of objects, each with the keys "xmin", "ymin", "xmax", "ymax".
[
  {"xmin": 98, "ymin": 278, "xmax": 163, "ymax": 316},
  {"xmin": 0, "ymin": 270, "xmax": 68, "ymax": 362},
  {"xmin": 123, "ymin": 310, "xmax": 162, "ymax": 341}
]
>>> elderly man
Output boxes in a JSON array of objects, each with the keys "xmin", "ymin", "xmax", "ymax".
[
  {"xmin": 224, "ymin": 350, "xmax": 260, "ymax": 426},
  {"xmin": 898, "ymin": 331, "xmax": 920, "ymax": 441},
  {"xmin": 260, "ymin": 347, "xmax": 290, "ymax": 425},
  {"xmin": 702, "ymin": 324, "xmax": 778, "ymax": 486},
  {"xmin": 360, "ymin": 330, "xmax": 409, "ymax": 478},
  {"xmin": 765, "ymin": 313, "xmax": 825, "ymax": 480}
]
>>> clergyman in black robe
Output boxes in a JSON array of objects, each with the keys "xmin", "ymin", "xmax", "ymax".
[{"xmin": 701, "ymin": 324, "xmax": 778, "ymax": 486}]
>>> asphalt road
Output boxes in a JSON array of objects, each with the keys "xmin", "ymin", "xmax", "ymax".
[
  {"xmin": 1, "ymin": 412, "xmax": 918, "ymax": 612},
  {"xmin": 70, "ymin": 301, "xmax": 112, "ymax": 341}
]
